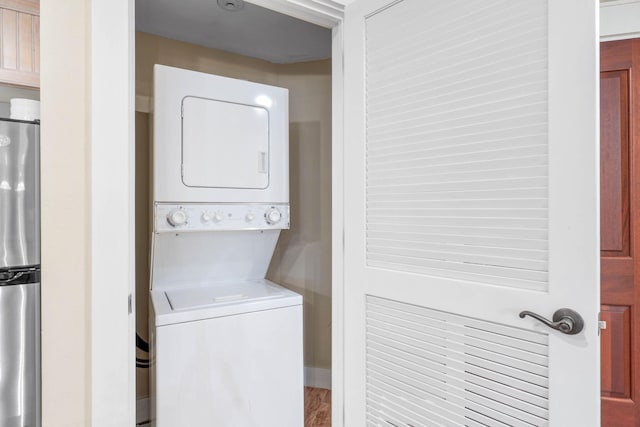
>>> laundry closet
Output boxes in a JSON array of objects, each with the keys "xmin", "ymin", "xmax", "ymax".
[{"xmin": 134, "ymin": 0, "xmax": 332, "ymax": 424}]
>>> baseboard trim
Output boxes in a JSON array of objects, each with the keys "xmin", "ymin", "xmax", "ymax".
[
  {"xmin": 135, "ymin": 95, "xmax": 151, "ymax": 113},
  {"xmin": 136, "ymin": 397, "xmax": 150, "ymax": 425},
  {"xmin": 304, "ymin": 367, "xmax": 331, "ymax": 389}
]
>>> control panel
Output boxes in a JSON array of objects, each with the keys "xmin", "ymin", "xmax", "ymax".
[{"xmin": 155, "ymin": 203, "xmax": 290, "ymax": 233}]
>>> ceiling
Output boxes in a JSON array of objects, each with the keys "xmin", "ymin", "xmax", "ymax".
[{"xmin": 135, "ymin": 0, "xmax": 332, "ymax": 64}]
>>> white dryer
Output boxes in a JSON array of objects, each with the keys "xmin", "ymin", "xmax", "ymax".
[
  {"xmin": 152, "ymin": 64, "xmax": 289, "ymax": 204},
  {"xmin": 149, "ymin": 65, "xmax": 302, "ymax": 427}
]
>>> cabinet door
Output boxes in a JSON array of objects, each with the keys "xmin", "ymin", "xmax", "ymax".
[{"xmin": 0, "ymin": 0, "xmax": 39, "ymax": 88}]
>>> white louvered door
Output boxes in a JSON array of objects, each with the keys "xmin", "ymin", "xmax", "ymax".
[{"xmin": 342, "ymin": 0, "xmax": 600, "ymax": 425}]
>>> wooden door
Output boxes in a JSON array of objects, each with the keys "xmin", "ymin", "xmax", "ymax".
[
  {"xmin": 343, "ymin": 0, "xmax": 600, "ymax": 425},
  {"xmin": 600, "ymin": 39, "xmax": 640, "ymax": 427}
]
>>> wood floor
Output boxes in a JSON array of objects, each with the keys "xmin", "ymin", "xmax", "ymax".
[{"xmin": 305, "ymin": 387, "xmax": 331, "ymax": 427}]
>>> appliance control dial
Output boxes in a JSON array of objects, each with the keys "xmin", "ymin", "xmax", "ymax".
[
  {"xmin": 265, "ymin": 207, "xmax": 282, "ymax": 225},
  {"xmin": 167, "ymin": 208, "xmax": 188, "ymax": 227},
  {"xmin": 201, "ymin": 211, "xmax": 213, "ymax": 223},
  {"xmin": 213, "ymin": 212, "xmax": 224, "ymax": 223}
]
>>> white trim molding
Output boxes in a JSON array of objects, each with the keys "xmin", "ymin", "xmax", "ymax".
[
  {"xmin": 91, "ymin": 0, "xmax": 136, "ymax": 425},
  {"xmin": 330, "ymin": 20, "xmax": 345, "ymax": 427},
  {"xmin": 247, "ymin": 0, "xmax": 344, "ymax": 27},
  {"xmin": 600, "ymin": 0, "xmax": 640, "ymax": 41}
]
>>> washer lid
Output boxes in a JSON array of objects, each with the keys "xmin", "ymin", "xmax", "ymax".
[
  {"xmin": 152, "ymin": 279, "xmax": 302, "ymax": 325},
  {"xmin": 167, "ymin": 280, "xmax": 288, "ymax": 311}
]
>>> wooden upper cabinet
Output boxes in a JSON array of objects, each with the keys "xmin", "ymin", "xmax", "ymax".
[{"xmin": 0, "ymin": 0, "xmax": 39, "ymax": 88}]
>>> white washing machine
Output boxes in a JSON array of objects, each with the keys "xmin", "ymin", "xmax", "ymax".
[{"xmin": 149, "ymin": 65, "xmax": 302, "ymax": 426}]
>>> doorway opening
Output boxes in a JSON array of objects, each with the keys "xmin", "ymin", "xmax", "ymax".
[{"xmin": 133, "ymin": 1, "xmax": 333, "ymax": 424}]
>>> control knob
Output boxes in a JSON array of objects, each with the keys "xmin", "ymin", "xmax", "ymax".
[
  {"xmin": 201, "ymin": 211, "xmax": 213, "ymax": 223},
  {"xmin": 265, "ymin": 207, "xmax": 282, "ymax": 225},
  {"xmin": 213, "ymin": 212, "xmax": 224, "ymax": 223},
  {"xmin": 167, "ymin": 208, "xmax": 188, "ymax": 227}
]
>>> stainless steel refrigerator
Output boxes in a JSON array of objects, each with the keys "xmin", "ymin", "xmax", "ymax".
[{"xmin": 0, "ymin": 118, "xmax": 40, "ymax": 427}]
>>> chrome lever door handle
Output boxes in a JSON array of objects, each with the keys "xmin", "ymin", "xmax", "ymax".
[{"xmin": 519, "ymin": 308, "xmax": 584, "ymax": 335}]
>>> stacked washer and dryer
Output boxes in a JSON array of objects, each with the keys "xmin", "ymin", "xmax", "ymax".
[{"xmin": 149, "ymin": 65, "xmax": 303, "ymax": 426}]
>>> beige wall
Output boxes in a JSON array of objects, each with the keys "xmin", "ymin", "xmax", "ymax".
[
  {"xmin": 136, "ymin": 32, "xmax": 278, "ymax": 97},
  {"xmin": 41, "ymin": 1, "xmax": 91, "ymax": 425},
  {"xmin": 268, "ymin": 61, "xmax": 332, "ymax": 372},
  {"xmin": 135, "ymin": 32, "xmax": 332, "ymax": 398}
]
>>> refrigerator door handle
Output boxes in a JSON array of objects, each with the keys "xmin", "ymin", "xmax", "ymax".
[
  {"xmin": 0, "ymin": 272, "xmax": 24, "ymax": 285},
  {"xmin": 0, "ymin": 269, "xmax": 39, "ymax": 286}
]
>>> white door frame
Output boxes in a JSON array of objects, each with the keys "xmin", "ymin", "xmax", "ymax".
[
  {"xmin": 90, "ymin": 0, "xmax": 136, "ymax": 426},
  {"xmin": 117, "ymin": 0, "xmax": 348, "ymax": 425}
]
